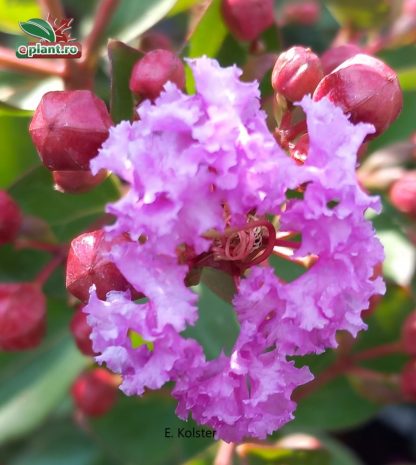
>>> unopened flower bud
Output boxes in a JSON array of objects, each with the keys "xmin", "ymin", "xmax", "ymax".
[
  {"xmin": 71, "ymin": 368, "xmax": 118, "ymax": 417},
  {"xmin": 221, "ymin": 0, "xmax": 274, "ymax": 41},
  {"xmin": 140, "ymin": 31, "xmax": 172, "ymax": 52},
  {"xmin": 320, "ymin": 44, "xmax": 362, "ymax": 74},
  {"xmin": 281, "ymin": 0, "xmax": 321, "ymax": 26},
  {"xmin": 53, "ymin": 170, "xmax": 107, "ymax": 194},
  {"xmin": 0, "ymin": 283, "xmax": 45, "ymax": 350},
  {"xmin": 70, "ymin": 306, "xmax": 95, "ymax": 356},
  {"xmin": 66, "ymin": 229, "xmax": 139, "ymax": 302},
  {"xmin": 402, "ymin": 311, "xmax": 416, "ymax": 356},
  {"xmin": 389, "ymin": 171, "xmax": 416, "ymax": 217},
  {"xmin": 129, "ymin": 49, "xmax": 185, "ymax": 100},
  {"xmin": 0, "ymin": 191, "xmax": 22, "ymax": 246},
  {"xmin": 272, "ymin": 46, "xmax": 323, "ymax": 102},
  {"xmin": 313, "ymin": 54, "xmax": 403, "ymax": 137},
  {"xmin": 401, "ymin": 360, "xmax": 416, "ymax": 401},
  {"xmin": 29, "ymin": 91, "xmax": 112, "ymax": 171}
]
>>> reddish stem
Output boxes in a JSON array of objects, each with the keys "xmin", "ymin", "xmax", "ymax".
[
  {"xmin": 34, "ymin": 252, "xmax": 66, "ymax": 286},
  {"xmin": 274, "ymin": 238, "xmax": 301, "ymax": 249},
  {"xmin": 81, "ymin": 0, "xmax": 120, "ymax": 69},
  {"xmin": 351, "ymin": 341, "xmax": 404, "ymax": 363},
  {"xmin": 37, "ymin": 0, "xmax": 65, "ymax": 19},
  {"xmin": 15, "ymin": 239, "xmax": 64, "ymax": 254},
  {"xmin": 0, "ymin": 45, "xmax": 65, "ymax": 76},
  {"xmin": 285, "ymin": 119, "xmax": 307, "ymax": 142},
  {"xmin": 214, "ymin": 441, "xmax": 236, "ymax": 465}
]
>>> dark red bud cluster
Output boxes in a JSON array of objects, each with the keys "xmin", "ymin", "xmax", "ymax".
[
  {"xmin": 281, "ymin": 0, "xmax": 321, "ymax": 26},
  {"xmin": 29, "ymin": 90, "xmax": 112, "ymax": 192},
  {"xmin": 0, "ymin": 190, "xmax": 22, "ymax": 246},
  {"xmin": 129, "ymin": 49, "xmax": 185, "ymax": 100},
  {"xmin": 401, "ymin": 360, "xmax": 416, "ymax": 401},
  {"xmin": 66, "ymin": 229, "xmax": 140, "ymax": 302},
  {"xmin": 313, "ymin": 54, "xmax": 403, "ymax": 137},
  {"xmin": 70, "ymin": 306, "xmax": 95, "ymax": 356},
  {"xmin": 402, "ymin": 311, "xmax": 416, "ymax": 356},
  {"xmin": 221, "ymin": 0, "xmax": 275, "ymax": 42},
  {"xmin": 71, "ymin": 368, "xmax": 118, "ymax": 417},
  {"xmin": 272, "ymin": 46, "xmax": 323, "ymax": 102},
  {"xmin": 389, "ymin": 171, "xmax": 416, "ymax": 218},
  {"xmin": 0, "ymin": 283, "xmax": 46, "ymax": 350}
]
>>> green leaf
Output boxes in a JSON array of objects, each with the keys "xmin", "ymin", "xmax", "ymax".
[
  {"xmin": 185, "ymin": 0, "xmax": 227, "ymax": 92},
  {"xmin": 200, "ymin": 268, "xmax": 236, "ymax": 304},
  {"xmin": 168, "ymin": 0, "xmax": 200, "ymax": 16},
  {"xmin": 398, "ymin": 67, "xmax": 416, "ymax": 91},
  {"xmin": 9, "ymin": 167, "xmax": 120, "ymax": 242},
  {"xmin": 240, "ymin": 445, "xmax": 330, "ymax": 465},
  {"xmin": 325, "ymin": 0, "xmax": 397, "ymax": 30},
  {"xmin": 19, "ymin": 18, "xmax": 56, "ymax": 42},
  {"xmin": 0, "ymin": 334, "xmax": 88, "ymax": 445},
  {"xmin": 2, "ymin": 419, "xmax": 101, "ymax": 465},
  {"xmin": 0, "ymin": 108, "xmax": 39, "ymax": 189},
  {"xmin": 104, "ymin": 0, "xmax": 177, "ymax": 43},
  {"xmin": 0, "ymin": 0, "xmax": 41, "ymax": 34},
  {"xmin": 91, "ymin": 394, "xmax": 214, "ymax": 465},
  {"xmin": 108, "ymin": 40, "xmax": 142, "ymax": 123},
  {"xmin": 184, "ymin": 283, "xmax": 239, "ymax": 360}
]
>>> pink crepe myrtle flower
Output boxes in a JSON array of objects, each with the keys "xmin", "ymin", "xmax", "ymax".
[{"xmin": 84, "ymin": 57, "xmax": 385, "ymax": 442}]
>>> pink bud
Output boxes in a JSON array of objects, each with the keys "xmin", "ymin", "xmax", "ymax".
[
  {"xmin": 401, "ymin": 360, "xmax": 416, "ymax": 401},
  {"xmin": 281, "ymin": 0, "xmax": 321, "ymax": 26},
  {"xmin": 129, "ymin": 49, "xmax": 185, "ymax": 100},
  {"xmin": 272, "ymin": 46, "xmax": 323, "ymax": 102},
  {"xmin": 389, "ymin": 171, "xmax": 416, "ymax": 217},
  {"xmin": 313, "ymin": 54, "xmax": 403, "ymax": 137},
  {"xmin": 53, "ymin": 170, "xmax": 107, "ymax": 194},
  {"xmin": 71, "ymin": 368, "xmax": 118, "ymax": 417},
  {"xmin": 29, "ymin": 91, "xmax": 112, "ymax": 171},
  {"xmin": 66, "ymin": 229, "xmax": 140, "ymax": 302},
  {"xmin": 320, "ymin": 44, "xmax": 362, "ymax": 74},
  {"xmin": 402, "ymin": 311, "xmax": 416, "ymax": 356},
  {"xmin": 70, "ymin": 306, "xmax": 95, "ymax": 356},
  {"xmin": 221, "ymin": 0, "xmax": 274, "ymax": 42},
  {"xmin": 0, "ymin": 191, "xmax": 22, "ymax": 246},
  {"xmin": 0, "ymin": 283, "xmax": 45, "ymax": 350}
]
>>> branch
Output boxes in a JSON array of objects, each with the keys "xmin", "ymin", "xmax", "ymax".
[
  {"xmin": 82, "ymin": 0, "xmax": 120, "ymax": 69},
  {"xmin": 37, "ymin": 0, "xmax": 65, "ymax": 19},
  {"xmin": 0, "ymin": 46, "xmax": 65, "ymax": 77}
]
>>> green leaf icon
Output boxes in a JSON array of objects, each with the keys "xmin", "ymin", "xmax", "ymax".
[{"xmin": 19, "ymin": 18, "xmax": 56, "ymax": 42}]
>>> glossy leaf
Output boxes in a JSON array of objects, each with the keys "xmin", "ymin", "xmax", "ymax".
[
  {"xmin": 0, "ymin": 334, "xmax": 87, "ymax": 445},
  {"xmin": 104, "ymin": 0, "xmax": 177, "ymax": 43},
  {"xmin": 91, "ymin": 394, "xmax": 214, "ymax": 465},
  {"xmin": 0, "ymin": 107, "xmax": 39, "ymax": 189},
  {"xmin": 108, "ymin": 40, "xmax": 142, "ymax": 123},
  {"xmin": 9, "ymin": 167, "xmax": 120, "ymax": 241}
]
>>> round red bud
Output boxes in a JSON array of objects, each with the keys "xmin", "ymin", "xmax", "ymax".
[
  {"xmin": 281, "ymin": 0, "xmax": 321, "ymax": 26},
  {"xmin": 70, "ymin": 306, "xmax": 95, "ymax": 356},
  {"xmin": 272, "ymin": 46, "xmax": 324, "ymax": 102},
  {"xmin": 129, "ymin": 49, "xmax": 185, "ymax": 100},
  {"xmin": 53, "ymin": 170, "xmax": 107, "ymax": 194},
  {"xmin": 0, "ymin": 191, "xmax": 22, "ymax": 246},
  {"xmin": 402, "ymin": 311, "xmax": 416, "ymax": 356},
  {"xmin": 0, "ymin": 283, "xmax": 46, "ymax": 350},
  {"xmin": 313, "ymin": 54, "xmax": 403, "ymax": 137},
  {"xmin": 71, "ymin": 368, "xmax": 117, "ymax": 417},
  {"xmin": 140, "ymin": 31, "xmax": 172, "ymax": 52},
  {"xmin": 320, "ymin": 44, "xmax": 362, "ymax": 74},
  {"xmin": 221, "ymin": 0, "xmax": 275, "ymax": 42},
  {"xmin": 29, "ymin": 90, "xmax": 112, "ymax": 171},
  {"xmin": 401, "ymin": 360, "xmax": 416, "ymax": 401},
  {"xmin": 389, "ymin": 171, "xmax": 416, "ymax": 218},
  {"xmin": 66, "ymin": 229, "xmax": 139, "ymax": 302}
]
